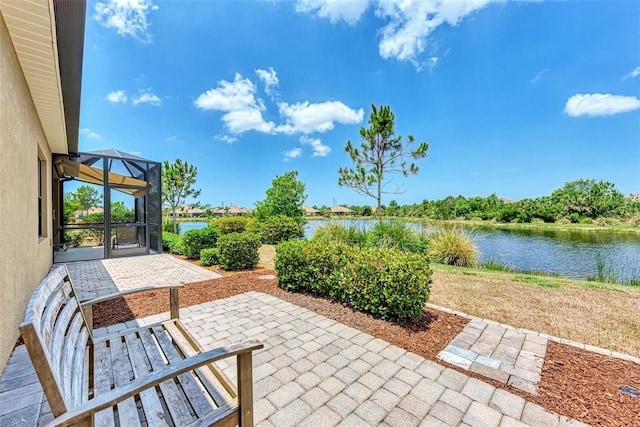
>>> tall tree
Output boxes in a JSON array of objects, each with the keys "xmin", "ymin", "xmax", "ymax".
[
  {"xmin": 338, "ymin": 104, "xmax": 429, "ymax": 218},
  {"xmin": 254, "ymin": 170, "xmax": 307, "ymax": 225},
  {"xmin": 162, "ymin": 159, "xmax": 201, "ymax": 233},
  {"xmin": 73, "ymin": 185, "xmax": 101, "ymax": 216}
]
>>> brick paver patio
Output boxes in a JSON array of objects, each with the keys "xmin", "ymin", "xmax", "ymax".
[{"xmin": 4, "ymin": 255, "xmax": 637, "ymax": 425}]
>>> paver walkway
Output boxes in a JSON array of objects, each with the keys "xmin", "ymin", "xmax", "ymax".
[
  {"xmin": 58, "ymin": 253, "xmax": 222, "ymax": 301},
  {"xmin": 437, "ymin": 320, "xmax": 547, "ymax": 395},
  {"xmin": 0, "ymin": 292, "xmax": 587, "ymax": 426}
]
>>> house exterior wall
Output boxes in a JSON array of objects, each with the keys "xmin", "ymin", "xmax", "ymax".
[{"xmin": 0, "ymin": 12, "xmax": 54, "ymax": 368}]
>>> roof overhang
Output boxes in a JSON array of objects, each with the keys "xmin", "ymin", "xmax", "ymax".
[
  {"xmin": 57, "ymin": 158, "xmax": 147, "ymax": 198},
  {"xmin": 0, "ymin": 0, "xmax": 86, "ymax": 154}
]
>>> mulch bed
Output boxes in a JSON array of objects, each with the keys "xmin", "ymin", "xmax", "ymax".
[{"xmin": 89, "ymin": 268, "xmax": 640, "ymax": 426}]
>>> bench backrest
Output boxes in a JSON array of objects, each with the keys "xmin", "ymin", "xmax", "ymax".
[{"xmin": 19, "ymin": 265, "xmax": 92, "ymax": 417}]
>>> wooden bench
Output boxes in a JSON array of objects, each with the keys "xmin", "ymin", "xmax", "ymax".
[{"xmin": 20, "ymin": 264, "xmax": 263, "ymax": 426}]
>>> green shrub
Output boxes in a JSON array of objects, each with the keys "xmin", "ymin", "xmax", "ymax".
[
  {"xmin": 365, "ymin": 221, "xmax": 428, "ymax": 253},
  {"xmin": 210, "ymin": 216, "xmax": 253, "ymax": 234},
  {"xmin": 217, "ymin": 232, "xmax": 260, "ymax": 270},
  {"xmin": 427, "ymin": 226, "xmax": 478, "ymax": 267},
  {"xmin": 275, "ymin": 240, "xmax": 349, "ymax": 294},
  {"xmin": 200, "ymin": 248, "xmax": 219, "ymax": 266},
  {"xmin": 162, "ymin": 232, "xmax": 185, "ymax": 255},
  {"xmin": 311, "ymin": 222, "xmax": 367, "ymax": 246},
  {"xmin": 247, "ymin": 215, "xmax": 303, "ymax": 244},
  {"xmin": 182, "ymin": 226, "xmax": 220, "ymax": 259},
  {"xmin": 275, "ymin": 241, "xmax": 431, "ymax": 320},
  {"xmin": 338, "ymin": 248, "xmax": 432, "ymax": 319}
]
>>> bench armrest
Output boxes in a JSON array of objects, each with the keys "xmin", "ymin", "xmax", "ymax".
[
  {"xmin": 81, "ymin": 285, "xmax": 183, "ymax": 329},
  {"xmin": 44, "ymin": 340, "xmax": 264, "ymax": 427}
]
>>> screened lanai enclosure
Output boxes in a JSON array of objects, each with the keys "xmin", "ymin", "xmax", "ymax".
[{"xmin": 53, "ymin": 149, "xmax": 162, "ymax": 262}]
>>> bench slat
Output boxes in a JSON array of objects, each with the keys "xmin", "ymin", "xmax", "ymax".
[
  {"xmin": 166, "ymin": 321, "xmax": 237, "ymax": 401},
  {"xmin": 60, "ymin": 312, "xmax": 85, "ymax": 399},
  {"xmin": 70, "ymin": 326, "xmax": 90, "ymax": 407},
  {"xmin": 28, "ymin": 267, "xmax": 69, "ymax": 329},
  {"xmin": 151, "ymin": 324, "xmax": 216, "ymax": 417},
  {"xmin": 123, "ymin": 332, "xmax": 171, "ymax": 426},
  {"xmin": 50, "ymin": 299, "xmax": 79, "ymax": 373},
  {"xmin": 40, "ymin": 281, "xmax": 72, "ymax": 349},
  {"xmin": 109, "ymin": 336, "xmax": 142, "ymax": 427},
  {"xmin": 139, "ymin": 328, "xmax": 196, "ymax": 425},
  {"xmin": 93, "ymin": 341, "xmax": 116, "ymax": 426}
]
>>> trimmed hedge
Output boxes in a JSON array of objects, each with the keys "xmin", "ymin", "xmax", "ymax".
[
  {"xmin": 247, "ymin": 215, "xmax": 303, "ymax": 244},
  {"xmin": 162, "ymin": 232, "xmax": 185, "ymax": 255},
  {"xmin": 275, "ymin": 241, "xmax": 432, "ymax": 320},
  {"xmin": 200, "ymin": 248, "xmax": 219, "ymax": 267},
  {"xmin": 182, "ymin": 226, "xmax": 220, "ymax": 259},
  {"xmin": 217, "ymin": 232, "xmax": 261, "ymax": 270}
]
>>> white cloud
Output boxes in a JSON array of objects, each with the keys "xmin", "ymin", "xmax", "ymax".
[
  {"xmin": 564, "ymin": 93, "xmax": 640, "ymax": 117},
  {"xmin": 296, "ymin": 0, "xmax": 494, "ymax": 69},
  {"xmin": 80, "ymin": 128, "xmax": 101, "ymax": 139},
  {"xmin": 530, "ymin": 68, "xmax": 549, "ymax": 83},
  {"xmin": 165, "ymin": 136, "xmax": 180, "ymax": 143},
  {"xmin": 296, "ymin": 0, "xmax": 370, "ymax": 25},
  {"xmin": 300, "ymin": 136, "xmax": 331, "ymax": 157},
  {"xmin": 132, "ymin": 91, "xmax": 161, "ymax": 106},
  {"xmin": 194, "ymin": 73, "xmax": 275, "ymax": 134},
  {"xmin": 277, "ymin": 101, "xmax": 364, "ymax": 134},
  {"xmin": 106, "ymin": 90, "xmax": 127, "ymax": 103},
  {"xmin": 215, "ymin": 135, "xmax": 238, "ymax": 144},
  {"xmin": 255, "ymin": 67, "xmax": 279, "ymax": 97},
  {"xmin": 283, "ymin": 147, "xmax": 303, "ymax": 161},
  {"xmin": 623, "ymin": 66, "xmax": 640, "ymax": 80},
  {"xmin": 376, "ymin": 0, "xmax": 492, "ymax": 68},
  {"xmin": 94, "ymin": 0, "xmax": 157, "ymax": 43}
]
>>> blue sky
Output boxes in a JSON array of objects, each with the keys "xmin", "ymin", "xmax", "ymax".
[{"xmin": 77, "ymin": 0, "xmax": 640, "ymax": 209}]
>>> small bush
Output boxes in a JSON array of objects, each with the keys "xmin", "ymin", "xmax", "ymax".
[
  {"xmin": 248, "ymin": 215, "xmax": 303, "ymax": 244},
  {"xmin": 182, "ymin": 226, "xmax": 220, "ymax": 259},
  {"xmin": 210, "ymin": 216, "xmax": 253, "ymax": 234},
  {"xmin": 275, "ymin": 241, "xmax": 431, "ymax": 320},
  {"xmin": 311, "ymin": 222, "xmax": 367, "ymax": 246},
  {"xmin": 427, "ymin": 226, "xmax": 478, "ymax": 267},
  {"xmin": 200, "ymin": 248, "xmax": 219, "ymax": 266},
  {"xmin": 275, "ymin": 240, "xmax": 349, "ymax": 295},
  {"xmin": 217, "ymin": 232, "xmax": 261, "ymax": 270},
  {"xmin": 366, "ymin": 221, "xmax": 427, "ymax": 253},
  {"xmin": 162, "ymin": 232, "xmax": 185, "ymax": 255}
]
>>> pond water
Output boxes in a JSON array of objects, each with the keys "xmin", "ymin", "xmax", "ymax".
[
  {"xmin": 178, "ymin": 221, "xmax": 209, "ymax": 234},
  {"xmin": 304, "ymin": 219, "xmax": 640, "ymax": 282}
]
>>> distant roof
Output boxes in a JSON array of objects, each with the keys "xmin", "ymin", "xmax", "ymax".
[
  {"xmin": 84, "ymin": 148, "xmax": 154, "ymax": 162},
  {"xmin": 302, "ymin": 205, "xmax": 320, "ymax": 213},
  {"xmin": 331, "ymin": 205, "xmax": 352, "ymax": 213}
]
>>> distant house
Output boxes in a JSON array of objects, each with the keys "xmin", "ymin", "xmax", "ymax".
[
  {"xmin": 331, "ymin": 205, "xmax": 352, "ymax": 216},
  {"xmin": 629, "ymin": 194, "xmax": 640, "ymax": 202},
  {"xmin": 302, "ymin": 205, "xmax": 321, "ymax": 216},
  {"xmin": 167, "ymin": 206, "xmax": 203, "ymax": 218},
  {"xmin": 74, "ymin": 206, "xmax": 104, "ymax": 219},
  {"xmin": 498, "ymin": 197, "xmax": 517, "ymax": 204},
  {"xmin": 212, "ymin": 205, "xmax": 251, "ymax": 216}
]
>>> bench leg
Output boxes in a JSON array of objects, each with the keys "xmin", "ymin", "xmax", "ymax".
[{"xmin": 237, "ymin": 352, "xmax": 254, "ymax": 427}]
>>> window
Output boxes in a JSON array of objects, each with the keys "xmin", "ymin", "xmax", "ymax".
[{"xmin": 38, "ymin": 155, "xmax": 47, "ymax": 237}]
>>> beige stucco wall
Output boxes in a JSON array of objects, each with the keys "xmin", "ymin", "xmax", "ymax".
[{"xmin": 0, "ymin": 12, "xmax": 54, "ymax": 369}]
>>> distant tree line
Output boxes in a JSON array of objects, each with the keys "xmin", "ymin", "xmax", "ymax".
[{"xmin": 317, "ymin": 179, "xmax": 640, "ymax": 224}]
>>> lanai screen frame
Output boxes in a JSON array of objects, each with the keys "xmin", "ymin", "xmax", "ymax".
[{"xmin": 57, "ymin": 150, "xmax": 162, "ymax": 259}]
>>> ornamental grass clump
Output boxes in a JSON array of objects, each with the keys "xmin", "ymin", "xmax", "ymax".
[
  {"xmin": 365, "ymin": 220, "xmax": 428, "ymax": 253},
  {"xmin": 426, "ymin": 225, "xmax": 478, "ymax": 267},
  {"xmin": 311, "ymin": 222, "xmax": 367, "ymax": 246}
]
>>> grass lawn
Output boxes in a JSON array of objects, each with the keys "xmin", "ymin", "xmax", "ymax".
[{"xmin": 430, "ymin": 264, "xmax": 640, "ymax": 356}]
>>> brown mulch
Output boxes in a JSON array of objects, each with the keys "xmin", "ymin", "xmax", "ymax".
[{"xmin": 91, "ymin": 267, "xmax": 640, "ymax": 426}]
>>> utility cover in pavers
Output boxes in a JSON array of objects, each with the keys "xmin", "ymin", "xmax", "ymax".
[{"xmin": 438, "ymin": 320, "xmax": 548, "ymax": 395}]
